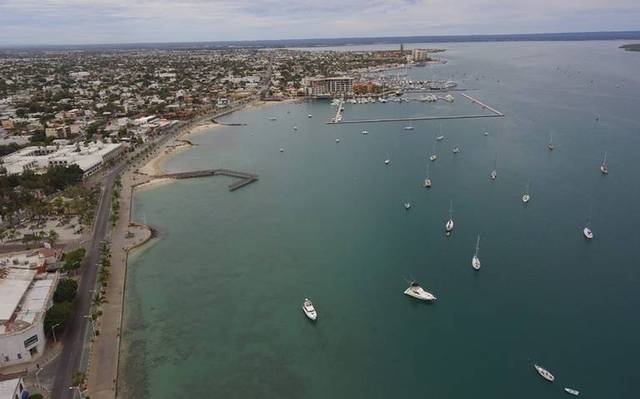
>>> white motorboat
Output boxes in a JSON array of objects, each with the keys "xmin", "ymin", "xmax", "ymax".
[
  {"xmin": 534, "ymin": 364, "xmax": 555, "ymax": 382},
  {"xmin": 452, "ymin": 147, "xmax": 460, "ymax": 154},
  {"xmin": 293, "ymin": 126, "xmax": 298, "ymax": 131},
  {"xmin": 268, "ymin": 117, "xmax": 277, "ymax": 121},
  {"xmin": 404, "ymin": 281, "xmax": 436, "ymax": 301},
  {"xmin": 583, "ymin": 226, "xmax": 593, "ymax": 239},
  {"xmin": 404, "ymin": 126, "xmax": 415, "ymax": 131},
  {"xmin": 445, "ymin": 201, "xmax": 454, "ymax": 234},
  {"xmin": 564, "ymin": 388, "xmax": 580, "ymax": 396},
  {"xmin": 302, "ymin": 298, "xmax": 317, "ymax": 321},
  {"xmin": 472, "ymin": 234, "xmax": 481, "ymax": 270},
  {"xmin": 308, "ymin": 114, "xmax": 313, "ymax": 118},
  {"xmin": 443, "ymin": 94, "xmax": 455, "ymax": 103},
  {"xmin": 429, "ymin": 154, "xmax": 437, "ymax": 161},
  {"xmin": 548, "ymin": 133, "xmax": 555, "ymax": 151},
  {"xmin": 404, "ymin": 202, "xmax": 411, "ymax": 210},
  {"xmin": 490, "ymin": 154, "xmax": 497, "ymax": 180},
  {"xmin": 384, "ymin": 159, "xmax": 391, "ymax": 165},
  {"xmin": 436, "ymin": 135, "xmax": 444, "ymax": 141},
  {"xmin": 424, "ymin": 178, "xmax": 432, "ymax": 188},
  {"xmin": 484, "ymin": 131, "xmax": 489, "ymax": 136},
  {"xmin": 378, "ymin": 98, "xmax": 388, "ymax": 103},
  {"xmin": 362, "ymin": 130, "xmax": 369, "ymax": 135},
  {"xmin": 336, "ymin": 138, "xmax": 340, "ymax": 143},
  {"xmin": 600, "ymin": 151, "xmax": 608, "ymax": 175},
  {"xmin": 430, "ymin": 131, "xmax": 438, "ymax": 161},
  {"xmin": 279, "ymin": 148, "xmax": 284, "ymax": 152}
]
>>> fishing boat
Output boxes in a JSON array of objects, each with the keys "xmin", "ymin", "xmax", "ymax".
[
  {"xmin": 404, "ymin": 202, "xmax": 411, "ymax": 210},
  {"xmin": 472, "ymin": 234, "xmax": 481, "ymax": 270},
  {"xmin": 564, "ymin": 388, "xmax": 580, "ymax": 396},
  {"xmin": 404, "ymin": 281, "xmax": 436, "ymax": 301},
  {"xmin": 522, "ymin": 180, "xmax": 531, "ymax": 204},
  {"xmin": 600, "ymin": 152, "xmax": 608, "ymax": 175},
  {"xmin": 445, "ymin": 201, "xmax": 454, "ymax": 235},
  {"xmin": 302, "ymin": 298, "xmax": 317, "ymax": 321},
  {"xmin": 424, "ymin": 164, "xmax": 432, "ymax": 188},
  {"xmin": 534, "ymin": 364, "xmax": 555, "ymax": 382},
  {"xmin": 547, "ymin": 133, "xmax": 555, "ymax": 151}
]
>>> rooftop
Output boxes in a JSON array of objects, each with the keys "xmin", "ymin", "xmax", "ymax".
[
  {"xmin": 0, "ymin": 378, "xmax": 21, "ymax": 398},
  {"xmin": 0, "ymin": 269, "xmax": 36, "ymax": 322}
]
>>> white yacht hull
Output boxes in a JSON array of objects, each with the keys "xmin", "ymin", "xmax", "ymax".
[
  {"xmin": 583, "ymin": 227, "xmax": 593, "ymax": 239},
  {"xmin": 404, "ymin": 287, "xmax": 436, "ymax": 301},
  {"xmin": 472, "ymin": 256, "xmax": 481, "ymax": 270},
  {"xmin": 445, "ymin": 219, "xmax": 454, "ymax": 232},
  {"xmin": 534, "ymin": 364, "xmax": 555, "ymax": 382},
  {"xmin": 564, "ymin": 388, "xmax": 580, "ymax": 396},
  {"xmin": 522, "ymin": 194, "xmax": 530, "ymax": 203}
]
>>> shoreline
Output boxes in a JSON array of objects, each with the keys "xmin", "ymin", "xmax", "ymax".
[{"xmin": 86, "ymin": 97, "xmax": 299, "ymax": 399}]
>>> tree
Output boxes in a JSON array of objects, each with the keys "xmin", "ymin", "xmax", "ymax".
[
  {"xmin": 62, "ymin": 248, "xmax": 86, "ymax": 273},
  {"xmin": 47, "ymin": 229, "xmax": 59, "ymax": 245},
  {"xmin": 44, "ymin": 302, "xmax": 73, "ymax": 334},
  {"xmin": 53, "ymin": 278, "xmax": 78, "ymax": 303}
]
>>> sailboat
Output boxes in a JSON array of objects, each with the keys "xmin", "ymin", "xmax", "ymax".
[
  {"xmin": 583, "ymin": 203, "xmax": 594, "ymax": 239},
  {"xmin": 424, "ymin": 164, "xmax": 432, "ymax": 188},
  {"xmin": 600, "ymin": 152, "xmax": 608, "ymax": 175},
  {"xmin": 429, "ymin": 133, "xmax": 438, "ymax": 161},
  {"xmin": 547, "ymin": 133, "xmax": 555, "ymax": 151},
  {"xmin": 436, "ymin": 123, "xmax": 445, "ymax": 141},
  {"xmin": 522, "ymin": 180, "xmax": 531, "ymax": 203},
  {"xmin": 472, "ymin": 234, "xmax": 481, "ymax": 270},
  {"xmin": 445, "ymin": 201, "xmax": 454, "ymax": 235},
  {"xmin": 490, "ymin": 154, "xmax": 497, "ymax": 180}
]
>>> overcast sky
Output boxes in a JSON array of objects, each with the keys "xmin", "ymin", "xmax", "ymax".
[{"xmin": 1, "ymin": 0, "xmax": 639, "ymax": 46}]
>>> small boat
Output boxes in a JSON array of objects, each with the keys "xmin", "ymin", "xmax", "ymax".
[
  {"xmin": 378, "ymin": 98, "xmax": 388, "ymax": 103},
  {"xmin": 436, "ymin": 135, "xmax": 444, "ymax": 141},
  {"xmin": 404, "ymin": 126, "xmax": 415, "ymax": 131},
  {"xmin": 279, "ymin": 148, "xmax": 284, "ymax": 153},
  {"xmin": 600, "ymin": 152, "xmax": 608, "ymax": 175},
  {"xmin": 547, "ymin": 133, "xmax": 555, "ymax": 151},
  {"xmin": 268, "ymin": 117, "xmax": 277, "ymax": 121},
  {"xmin": 293, "ymin": 126, "xmax": 298, "ymax": 131},
  {"xmin": 404, "ymin": 281, "xmax": 436, "ymax": 301},
  {"xmin": 429, "ymin": 154, "xmax": 437, "ymax": 161},
  {"xmin": 583, "ymin": 226, "xmax": 593, "ymax": 240},
  {"xmin": 443, "ymin": 94, "xmax": 454, "ymax": 103},
  {"xmin": 384, "ymin": 159, "xmax": 391, "ymax": 165},
  {"xmin": 430, "ymin": 132, "xmax": 438, "ymax": 161},
  {"xmin": 308, "ymin": 114, "xmax": 313, "ymax": 118},
  {"xmin": 424, "ymin": 164, "xmax": 432, "ymax": 188},
  {"xmin": 522, "ymin": 180, "xmax": 531, "ymax": 204},
  {"xmin": 490, "ymin": 153, "xmax": 497, "ymax": 180},
  {"xmin": 484, "ymin": 131, "xmax": 489, "ymax": 136},
  {"xmin": 472, "ymin": 234, "xmax": 481, "ymax": 270},
  {"xmin": 564, "ymin": 388, "xmax": 580, "ymax": 396},
  {"xmin": 534, "ymin": 364, "xmax": 555, "ymax": 382},
  {"xmin": 445, "ymin": 201, "xmax": 454, "ymax": 235},
  {"xmin": 404, "ymin": 202, "xmax": 411, "ymax": 210},
  {"xmin": 362, "ymin": 130, "xmax": 369, "ymax": 135},
  {"xmin": 336, "ymin": 138, "xmax": 340, "ymax": 143},
  {"xmin": 452, "ymin": 147, "xmax": 460, "ymax": 154},
  {"xmin": 302, "ymin": 298, "xmax": 317, "ymax": 321}
]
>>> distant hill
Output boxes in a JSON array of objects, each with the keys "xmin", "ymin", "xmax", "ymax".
[{"xmin": 620, "ymin": 43, "xmax": 640, "ymax": 51}]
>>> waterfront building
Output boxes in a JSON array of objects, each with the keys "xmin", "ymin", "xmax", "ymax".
[
  {"xmin": 306, "ymin": 77, "xmax": 354, "ymax": 98},
  {"xmin": 0, "ymin": 377, "xmax": 27, "ymax": 399},
  {"xmin": 0, "ymin": 142, "xmax": 124, "ymax": 177},
  {"xmin": 412, "ymin": 49, "xmax": 430, "ymax": 62},
  {"xmin": 0, "ymin": 269, "xmax": 58, "ymax": 369}
]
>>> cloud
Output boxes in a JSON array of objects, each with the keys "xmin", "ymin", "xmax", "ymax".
[{"xmin": 0, "ymin": 0, "xmax": 639, "ymax": 45}]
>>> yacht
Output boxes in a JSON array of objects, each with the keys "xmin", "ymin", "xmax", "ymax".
[
  {"xmin": 404, "ymin": 126, "xmax": 415, "ymax": 131},
  {"xmin": 362, "ymin": 130, "xmax": 369, "ymax": 135},
  {"xmin": 484, "ymin": 131, "xmax": 489, "ymax": 136},
  {"xmin": 522, "ymin": 181, "xmax": 531, "ymax": 204},
  {"xmin": 404, "ymin": 281, "xmax": 436, "ymax": 301},
  {"xmin": 404, "ymin": 202, "xmax": 411, "ymax": 210},
  {"xmin": 378, "ymin": 98, "xmax": 388, "ymax": 103},
  {"xmin": 490, "ymin": 154, "xmax": 497, "ymax": 180},
  {"xmin": 308, "ymin": 114, "xmax": 312, "ymax": 118},
  {"xmin": 445, "ymin": 201, "xmax": 454, "ymax": 235},
  {"xmin": 293, "ymin": 126, "xmax": 298, "ymax": 131},
  {"xmin": 547, "ymin": 133, "xmax": 555, "ymax": 151},
  {"xmin": 443, "ymin": 94, "xmax": 455, "ymax": 103},
  {"xmin": 436, "ymin": 135, "xmax": 444, "ymax": 141},
  {"xmin": 336, "ymin": 138, "xmax": 340, "ymax": 143},
  {"xmin": 583, "ymin": 226, "xmax": 593, "ymax": 240},
  {"xmin": 430, "ymin": 132, "xmax": 438, "ymax": 161},
  {"xmin": 429, "ymin": 153, "xmax": 438, "ymax": 161},
  {"xmin": 279, "ymin": 148, "xmax": 284, "ymax": 153},
  {"xmin": 600, "ymin": 152, "xmax": 608, "ymax": 175},
  {"xmin": 268, "ymin": 117, "xmax": 277, "ymax": 121},
  {"xmin": 564, "ymin": 388, "xmax": 580, "ymax": 396},
  {"xmin": 385, "ymin": 159, "xmax": 391, "ymax": 165},
  {"xmin": 472, "ymin": 234, "xmax": 481, "ymax": 270},
  {"xmin": 534, "ymin": 364, "xmax": 555, "ymax": 382},
  {"xmin": 452, "ymin": 147, "xmax": 461, "ymax": 154},
  {"xmin": 302, "ymin": 298, "xmax": 317, "ymax": 321},
  {"xmin": 424, "ymin": 164, "xmax": 432, "ymax": 188}
]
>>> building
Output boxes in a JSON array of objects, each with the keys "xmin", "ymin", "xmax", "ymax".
[
  {"xmin": 0, "ymin": 377, "xmax": 28, "ymax": 399},
  {"xmin": 412, "ymin": 49, "xmax": 430, "ymax": 62},
  {"xmin": 0, "ymin": 269, "xmax": 58, "ymax": 369},
  {"xmin": 0, "ymin": 248, "xmax": 62, "ymax": 274},
  {"xmin": 306, "ymin": 77, "xmax": 354, "ymax": 98},
  {"xmin": 0, "ymin": 142, "xmax": 124, "ymax": 177}
]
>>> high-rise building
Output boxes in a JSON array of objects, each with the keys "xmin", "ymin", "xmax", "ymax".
[{"xmin": 306, "ymin": 77, "xmax": 354, "ymax": 97}]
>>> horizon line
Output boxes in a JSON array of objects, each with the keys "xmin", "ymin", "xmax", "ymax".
[{"xmin": 2, "ymin": 29, "xmax": 640, "ymax": 50}]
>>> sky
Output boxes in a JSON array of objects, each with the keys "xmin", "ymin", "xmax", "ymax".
[{"xmin": 1, "ymin": 0, "xmax": 639, "ymax": 46}]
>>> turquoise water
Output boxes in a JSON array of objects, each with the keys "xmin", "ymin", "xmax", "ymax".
[{"xmin": 121, "ymin": 41, "xmax": 640, "ymax": 398}]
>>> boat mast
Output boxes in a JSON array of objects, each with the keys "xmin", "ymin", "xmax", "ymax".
[{"xmin": 602, "ymin": 151, "xmax": 608, "ymax": 167}]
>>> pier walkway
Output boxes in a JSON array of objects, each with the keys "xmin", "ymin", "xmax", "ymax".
[
  {"xmin": 155, "ymin": 168, "xmax": 259, "ymax": 191},
  {"xmin": 327, "ymin": 93, "xmax": 504, "ymax": 125},
  {"xmin": 211, "ymin": 118, "xmax": 247, "ymax": 126}
]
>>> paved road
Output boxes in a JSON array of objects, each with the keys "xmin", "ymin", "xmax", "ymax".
[{"xmin": 50, "ymin": 163, "xmax": 125, "ymax": 399}]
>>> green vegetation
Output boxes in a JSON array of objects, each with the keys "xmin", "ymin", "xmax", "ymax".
[
  {"xmin": 29, "ymin": 394, "xmax": 44, "ymax": 399},
  {"xmin": 62, "ymin": 248, "xmax": 86, "ymax": 273},
  {"xmin": 53, "ymin": 278, "xmax": 78, "ymax": 303},
  {"xmin": 43, "ymin": 301, "xmax": 73, "ymax": 334},
  {"xmin": 0, "ymin": 142, "xmax": 26, "ymax": 156}
]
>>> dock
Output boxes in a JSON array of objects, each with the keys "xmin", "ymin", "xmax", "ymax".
[
  {"xmin": 155, "ymin": 169, "xmax": 258, "ymax": 191},
  {"xmin": 211, "ymin": 118, "xmax": 248, "ymax": 126},
  {"xmin": 327, "ymin": 93, "xmax": 504, "ymax": 125}
]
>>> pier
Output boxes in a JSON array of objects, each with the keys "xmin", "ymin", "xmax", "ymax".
[
  {"xmin": 327, "ymin": 93, "xmax": 504, "ymax": 125},
  {"xmin": 155, "ymin": 169, "xmax": 258, "ymax": 191},
  {"xmin": 211, "ymin": 118, "xmax": 248, "ymax": 126}
]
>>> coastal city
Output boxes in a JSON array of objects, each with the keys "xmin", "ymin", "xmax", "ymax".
[{"xmin": 0, "ymin": 45, "xmax": 443, "ymax": 398}]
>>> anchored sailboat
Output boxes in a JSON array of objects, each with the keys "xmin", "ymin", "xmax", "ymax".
[
  {"xmin": 490, "ymin": 153, "xmax": 497, "ymax": 180},
  {"xmin": 445, "ymin": 200, "xmax": 454, "ymax": 236},
  {"xmin": 600, "ymin": 152, "xmax": 608, "ymax": 175},
  {"xmin": 522, "ymin": 180, "xmax": 531, "ymax": 204},
  {"xmin": 472, "ymin": 234, "xmax": 481, "ymax": 270},
  {"xmin": 547, "ymin": 133, "xmax": 555, "ymax": 151},
  {"xmin": 424, "ymin": 164, "xmax": 432, "ymax": 188},
  {"xmin": 429, "ymin": 133, "xmax": 438, "ymax": 161}
]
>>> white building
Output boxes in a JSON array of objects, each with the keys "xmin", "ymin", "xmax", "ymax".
[
  {"xmin": 0, "ymin": 377, "xmax": 27, "ymax": 399},
  {"xmin": 0, "ymin": 269, "xmax": 58, "ymax": 369},
  {"xmin": 412, "ymin": 49, "xmax": 430, "ymax": 62},
  {"xmin": 305, "ymin": 77, "xmax": 354, "ymax": 97},
  {"xmin": 0, "ymin": 142, "xmax": 124, "ymax": 177}
]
